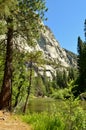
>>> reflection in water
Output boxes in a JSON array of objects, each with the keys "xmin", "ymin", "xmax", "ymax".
[
  {"xmin": 28, "ymin": 98, "xmax": 57, "ymax": 113},
  {"xmin": 27, "ymin": 98, "xmax": 86, "ymax": 114}
]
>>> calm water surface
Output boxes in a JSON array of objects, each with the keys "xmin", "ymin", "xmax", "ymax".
[
  {"xmin": 27, "ymin": 97, "xmax": 86, "ymax": 113},
  {"xmin": 28, "ymin": 98, "xmax": 65, "ymax": 113}
]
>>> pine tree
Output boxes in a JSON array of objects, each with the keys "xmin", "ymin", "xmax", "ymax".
[
  {"xmin": 23, "ymin": 51, "xmax": 45, "ymax": 113},
  {"xmin": 0, "ymin": 0, "xmax": 47, "ymax": 110},
  {"xmin": 77, "ymin": 36, "xmax": 86, "ymax": 94}
]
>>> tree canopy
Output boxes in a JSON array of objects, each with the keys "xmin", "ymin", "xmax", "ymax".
[{"xmin": 0, "ymin": 0, "xmax": 47, "ymax": 110}]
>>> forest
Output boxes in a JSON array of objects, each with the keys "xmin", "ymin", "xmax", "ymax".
[{"xmin": 0, "ymin": 0, "xmax": 86, "ymax": 130}]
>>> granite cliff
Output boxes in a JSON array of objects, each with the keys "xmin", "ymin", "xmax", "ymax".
[
  {"xmin": 0, "ymin": 25, "xmax": 77, "ymax": 78},
  {"xmin": 39, "ymin": 26, "xmax": 77, "ymax": 67},
  {"xmin": 34, "ymin": 25, "xmax": 77, "ymax": 78}
]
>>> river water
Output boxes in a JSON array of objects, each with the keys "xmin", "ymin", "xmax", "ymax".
[
  {"xmin": 27, "ymin": 97, "xmax": 86, "ymax": 113},
  {"xmin": 28, "ymin": 97, "xmax": 64, "ymax": 113}
]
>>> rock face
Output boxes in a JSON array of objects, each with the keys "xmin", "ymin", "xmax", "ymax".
[
  {"xmin": 0, "ymin": 25, "xmax": 77, "ymax": 79},
  {"xmin": 38, "ymin": 26, "xmax": 77, "ymax": 67},
  {"xmin": 33, "ymin": 25, "xmax": 77, "ymax": 78}
]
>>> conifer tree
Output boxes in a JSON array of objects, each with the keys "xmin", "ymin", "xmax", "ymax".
[
  {"xmin": 23, "ymin": 51, "xmax": 45, "ymax": 113},
  {"xmin": 0, "ymin": 0, "xmax": 47, "ymax": 110},
  {"xmin": 77, "ymin": 36, "xmax": 86, "ymax": 94}
]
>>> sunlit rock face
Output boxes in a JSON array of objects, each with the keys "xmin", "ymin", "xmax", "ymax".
[
  {"xmin": 0, "ymin": 24, "xmax": 77, "ymax": 79},
  {"xmin": 32, "ymin": 25, "xmax": 77, "ymax": 78},
  {"xmin": 15, "ymin": 25, "xmax": 77, "ymax": 78},
  {"xmin": 38, "ymin": 26, "xmax": 77, "ymax": 67}
]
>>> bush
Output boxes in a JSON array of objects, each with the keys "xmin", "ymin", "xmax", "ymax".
[
  {"xmin": 51, "ymin": 88, "xmax": 71, "ymax": 99},
  {"xmin": 51, "ymin": 89, "xmax": 64, "ymax": 99}
]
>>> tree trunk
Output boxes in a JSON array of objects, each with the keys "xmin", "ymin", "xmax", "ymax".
[
  {"xmin": 0, "ymin": 18, "xmax": 13, "ymax": 110},
  {"xmin": 23, "ymin": 61, "xmax": 32, "ymax": 113}
]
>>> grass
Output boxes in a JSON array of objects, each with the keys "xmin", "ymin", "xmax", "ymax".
[
  {"xmin": 21, "ymin": 112, "xmax": 65, "ymax": 130},
  {"xmin": 20, "ymin": 99, "xmax": 86, "ymax": 130}
]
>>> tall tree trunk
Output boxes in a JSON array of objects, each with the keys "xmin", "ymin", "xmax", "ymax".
[
  {"xmin": 23, "ymin": 61, "xmax": 32, "ymax": 113},
  {"xmin": 0, "ymin": 18, "xmax": 13, "ymax": 110}
]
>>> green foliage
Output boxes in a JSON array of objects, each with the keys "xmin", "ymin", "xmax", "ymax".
[
  {"xmin": 21, "ymin": 112, "xmax": 65, "ymax": 130},
  {"xmin": 51, "ymin": 88, "xmax": 73, "ymax": 100},
  {"xmin": 12, "ymin": 52, "xmax": 29, "ymax": 107},
  {"xmin": 56, "ymin": 71, "xmax": 65, "ymax": 88},
  {"xmin": 26, "ymin": 51, "xmax": 45, "ymax": 66},
  {"xmin": 55, "ymin": 68, "xmax": 77, "ymax": 89},
  {"xmin": 11, "ymin": 50, "xmax": 46, "ymax": 110},
  {"xmin": 68, "ymin": 67, "xmax": 78, "ymax": 81},
  {"xmin": 0, "ymin": 0, "xmax": 47, "ymax": 110},
  {"xmin": 21, "ymin": 99, "xmax": 86, "ymax": 130},
  {"xmin": 51, "ymin": 80, "xmax": 77, "ymax": 100},
  {"xmin": 0, "ymin": 0, "xmax": 17, "ymax": 17},
  {"xmin": 32, "ymin": 76, "xmax": 46, "ymax": 97},
  {"xmin": 0, "ymin": 21, "xmax": 7, "ymax": 35},
  {"xmin": 77, "ymin": 36, "xmax": 86, "ymax": 94},
  {"xmin": 64, "ymin": 99, "xmax": 86, "ymax": 130},
  {"xmin": 0, "ymin": 42, "xmax": 6, "ymax": 90}
]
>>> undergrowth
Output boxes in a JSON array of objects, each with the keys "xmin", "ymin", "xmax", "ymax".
[{"xmin": 20, "ymin": 99, "xmax": 86, "ymax": 130}]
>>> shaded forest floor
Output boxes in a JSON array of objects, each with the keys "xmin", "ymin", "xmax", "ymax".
[{"xmin": 0, "ymin": 110, "xmax": 32, "ymax": 130}]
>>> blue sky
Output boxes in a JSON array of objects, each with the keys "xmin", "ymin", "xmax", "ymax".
[{"xmin": 44, "ymin": 0, "xmax": 86, "ymax": 53}]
